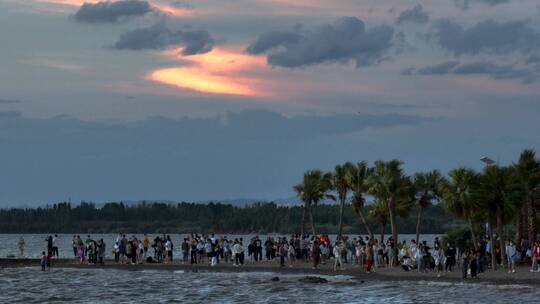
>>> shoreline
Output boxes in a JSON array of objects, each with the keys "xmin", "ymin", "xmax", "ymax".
[{"xmin": 2, "ymin": 258, "xmax": 540, "ymax": 286}]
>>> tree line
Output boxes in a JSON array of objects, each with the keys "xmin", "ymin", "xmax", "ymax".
[
  {"xmin": 294, "ymin": 149, "xmax": 540, "ymax": 269},
  {"xmin": 0, "ymin": 201, "xmax": 457, "ymax": 235}
]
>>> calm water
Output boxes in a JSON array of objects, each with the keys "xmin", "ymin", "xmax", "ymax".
[
  {"xmin": 0, "ymin": 267, "xmax": 535, "ymax": 303},
  {"xmin": 1, "ymin": 234, "xmax": 442, "ymax": 259}
]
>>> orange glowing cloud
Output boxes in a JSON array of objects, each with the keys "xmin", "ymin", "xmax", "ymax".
[
  {"xmin": 149, "ymin": 3, "xmax": 191, "ymax": 17},
  {"xmin": 148, "ymin": 48, "xmax": 267, "ymax": 96}
]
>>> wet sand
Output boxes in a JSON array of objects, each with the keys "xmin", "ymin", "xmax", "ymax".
[{"xmin": 2, "ymin": 258, "xmax": 539, "ymax": 286}]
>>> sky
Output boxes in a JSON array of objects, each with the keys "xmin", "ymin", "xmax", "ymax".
[{"xmin": 0, "ymin": 0, "xmax": 539, "ymax": 206}]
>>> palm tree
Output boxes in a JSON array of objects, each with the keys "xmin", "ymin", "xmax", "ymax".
[
  {"xmin": 515, "ymin": 149, "xmax": 540, "ymax": 241},
  {"xmin": 347, "ymin": 161, "xmax": 374, "ymax": 241},
  {"xmin": 368, "ymin": 200, "xmax": 388, "ymax": 243},
  {"xmin": 413, "ymin": 170, "xmax": 445, "ymax": 244},
  {"xmin": 369, "ymin": 197, "xmax": 414, "ymax": 244},
  {"xmin": 293, "ymin": 170, "xmax": 333, "ymax": 236},
  {"xmin": 441, "ymin": 168, "xmax": 480, "ymax": 251},
  {"xmin": 368, "ymin": 160, "xmax": 415, "ymax": 245},
  {"xmin": 474, "ymin": 165, "xmax": 524, "ymax": 269},
  {"xmin": 333, "ymin": 162, "xmax": 354, "ymax": 241}
]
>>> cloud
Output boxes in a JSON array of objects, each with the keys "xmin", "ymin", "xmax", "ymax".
[
  {"xmin": 114, "ymin": 24, "xmax": 214, "ymax": 55},
  {"xmin": 454, "ymin": 0, "xmax": 510, "ymax": 10},
  {"xmin": 453, "ymin": 61, "xmax": 537, "ymax": 83},
  {"xmin": 397, "ymin": 4, "xmax": 429, "ymax": 24},
  {"xmin": 245, "ymin": 31, "xmax": 302, "ymax": 55},
  {"xmin": 0, "ymin": 99, "xmax": 21, "ymax": 104},
  {"xmin": 415, "ymin": 61, "xmax": 460, "ymax": 75},
  {"xmin": 246, "ymin": 17, "xmax": 394, "ymax": 68},
  {"xmin": 404, "ymin": 61, "xmax": 537, "ymax": 84},
  {"xmin": 74, "ymin": 0, "xmax": 152, "ymax": 23},
  {"xmin": 430, "ymin": 19, "xmax": 540, "ymax": 56}
]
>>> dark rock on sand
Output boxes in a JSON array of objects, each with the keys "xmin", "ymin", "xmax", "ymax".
[{"xmin": 299, "ymin": 276, "xmax": 328, "ymax": 284}]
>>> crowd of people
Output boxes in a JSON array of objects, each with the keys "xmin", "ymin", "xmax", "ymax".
[{"xmin": 26, "ymin": 233, "xmax": 540, "ymax": 277}]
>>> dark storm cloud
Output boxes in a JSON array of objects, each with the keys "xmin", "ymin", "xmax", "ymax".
[
  {"xmin": 396, "ymin": 4, "xmax": 429, "ymax": 24},
  {"xmin": 245, "ymin": 31, "xmax": 302, "ymax": 55},
  {"xmin": 404, "ymin": 61, "xmax": 537, "ymax": 84},
  {"xmin": 74, "ymin": 0, "xmax": 152, "ymax": 23},
  {"xmin": 431, "ymin": 19, "xmax": 540, "ymax": 56},
  {"xmin": 246, "ymin": 17, "xmax": 394, "ymax": 68},
  {"xmin": 114, "ymin": 24, "xmax": 214, "ymax": 55}
]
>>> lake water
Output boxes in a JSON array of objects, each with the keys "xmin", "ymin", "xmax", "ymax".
[
  {"xmin": 0, "ymin": 267, "xmax": 535, "ymax": 303},
  {"xmin": 0, "ymin": 234, "xmax": 442, "ymax": 258}
]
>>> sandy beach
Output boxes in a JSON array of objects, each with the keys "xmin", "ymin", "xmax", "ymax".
[{"xmin": 3, "ymin": 258, "xmax": 539, "ymax": 287}]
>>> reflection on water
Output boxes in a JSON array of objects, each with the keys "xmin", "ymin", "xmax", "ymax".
[{"xmin": 0, "ymin": 268, "xmax": 535, "ymax": 303}]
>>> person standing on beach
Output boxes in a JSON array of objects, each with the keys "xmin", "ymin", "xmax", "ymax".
[
  {"xmin": 143, "ymin": 234, "xmax": 150, "ymax": 258},
  {"xmin": 165, "ymin": 236, "xmax": 173, "ymax": 264},
  {"xmin": 277, "ymin": 239, "xmax": 286, "ymax": 267},
  {"xmin": 333, "ymin": 241, "xmax": 345, "ymax": 271},
  {"xmin": 531, "ymin": 241, "xmax": 540, "ymax": 272},
  {"xmin": 72, "ymin": 235, "xmax": 78, "ymax": 257},
  {"xmin": 181, "ymin": 238, "xmax": 189, "ymax": 264},
  {"xmin": 433, "ymin": 244, "xmax": 443, "ymax": 276},
  {"xmin": 232, "ymin": 239, "xmax": 243, "ymax": 266},
  {"xmin": 113, "ymin": 242, "xmax": 120, "ymax": 263},
  {"xmin": 461, "ymin": 249, "xmax": 470, "ymax": 279},
  {"xmin": 40, "ymin": 251, "xmax": 48, "ymax": 271},
  {"xmin": 365, "ymin": 244, "xmax": 373, "ymax": 273},
  {"xmin": 190, "ymin": 238, "xmax": 198, "ymax": 264},
  {"xmin": 46, "ymin": 235, "xmax": 53, "ymax": 258},
  {"xmin": 469, "ymin": 250, "xmax": 478, "ymax": 278},
  {"xmin": 18, "ymin": 237, "xmax": 25, "ymax": 257},
  {"xmin": 445, "ymin": 243, "xmax": 456, "ymax": 272},
  {"xmin": 506, "ymin": 240, "xmax": 517, "ymax": 273},
  {"xmin": 52, "ymin": 234, "xmax": 59, "ymax": 258},
  {"xmin": 311, "ymin": 240, "xmax": 321, "ymax": 270},
  {"xmin": 119, "ymin": 235, "xmax": 127, "ymax": 264},
  {"xmin": 288, "ymin": 240, "xmax": 296, "ymax": 267},
  {"xmin": 97, "ymin": 239, "xmax": 106, "ymax": 265}
]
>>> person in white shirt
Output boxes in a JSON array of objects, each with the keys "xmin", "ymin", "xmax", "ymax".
[
  {"xmin": 333, "ymin": 241, "xmax": 345, "ymax": 271},
  {"xmin": 52, "ymin": 234, "xmax": 59, "ymax": 257},
  {"xmin": 232, "ymin": 240, "xmax": 244, "ymax": 266},
  {"xmin": 165, "ymin": 240, "xmax": 172, "ymax": 264},
  {"xmin": 506, "ymin": 240, "xmax": 517, "ymax": 273}
]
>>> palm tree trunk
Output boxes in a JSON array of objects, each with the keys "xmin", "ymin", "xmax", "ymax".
[
  {"xmin": 353, "ymin": 207, "xmax": 374, "ymax": 240},
  {"xmin": 388, "ymin": 198, "xmax": 398, "ymax": 245},
  {"xmin": 521, "ymin": 204, "xmax": 528, "ymax": 240},
  {"xmin": 527, "ymin": 194, "xmax": 537, "ymax": 241},
  {"xmin": 467, "ymin": 216, "xmax": 479, "ymax": 251},
  {"xmin": 415, "ymin": 207, "xmax": 423, "ymax": 244},
  {"xmin": 379, "ymin": 222, "xmax": 385, "ymax": 244},
  {"xmin": 497, "ymin": 208, "xmax": 506, "ymax": 268},
  {"xmin": 309, "ymin": 206, "xmax": 316, "ymax": 236},
  {"xmin": 489, "ymin": 224, "xmax": 496, "ymax": 271},
  {"xmin": 515, "ymin": 206, "xmax": 524, "ymax": 243},
  {"xmin": 300, "ymin": 204, "xmax": 306, "ymax": 236},
  {"xmin": 337, "ymin": 197, "xmax": 345, "ymax": 241}
]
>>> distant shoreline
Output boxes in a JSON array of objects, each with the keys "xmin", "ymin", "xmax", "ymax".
[{"xmin": 2, "ymin": 258, "xmax": 539, "ymax": 287}]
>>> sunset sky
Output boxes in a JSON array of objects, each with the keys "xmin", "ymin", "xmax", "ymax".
[{"xmin": 1, "ymin": 0, "xmax": 539, "ymax": 206}]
